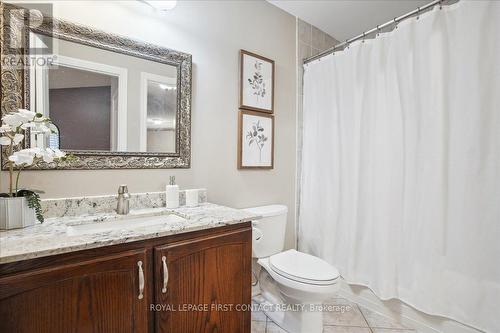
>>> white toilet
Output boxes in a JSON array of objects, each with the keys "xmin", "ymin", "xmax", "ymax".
[{"xmin": 245, "ymin": 205, "xmax": 340, "ymax": 333}]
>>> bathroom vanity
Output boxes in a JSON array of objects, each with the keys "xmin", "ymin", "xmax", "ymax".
[
  {"xmin": 0, "ymin": 4, "xmax": 255, "ymax": 332},
  {"xmin": 0, "ymin": 202, "xmax": 258, "ymax": 333}
]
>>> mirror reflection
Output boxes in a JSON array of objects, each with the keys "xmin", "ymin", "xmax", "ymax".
[
  {"xmin": 30, "ymin": 33, "xmax": 178, "ymax": 153},
  {"xmin": 143, "ymin": 75, "xmax": 177, "ymax": 153}
]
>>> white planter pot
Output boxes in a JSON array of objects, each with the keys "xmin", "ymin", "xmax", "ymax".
[{"xmin": 0, "ymin": 197, "xmax": 38, "ymax": 230}]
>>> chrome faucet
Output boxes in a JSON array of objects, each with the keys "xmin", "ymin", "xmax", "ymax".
[{"xmin": 117, "ymin": 185, "xmax": 130, "ymax": 215}]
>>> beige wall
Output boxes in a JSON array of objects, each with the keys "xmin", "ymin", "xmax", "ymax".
[{"xmin": 1, "ymin": 1, "xmax": 297, "ymax": 248}]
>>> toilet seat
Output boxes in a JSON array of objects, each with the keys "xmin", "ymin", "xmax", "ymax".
[
  {"xmin": 269, "ymin": 250, "xmax": 339, "ymax": 285},
  {"xmin": 257, "ymin": 252, "xmax": 341, "ymax": 333}
]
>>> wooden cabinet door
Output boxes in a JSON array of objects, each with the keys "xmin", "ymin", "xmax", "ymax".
[
  {"xmin": 0, "ymin": 249, "xmax": 151, "ymax": 333},
  {"xmin": 154, "ymin": 227, "xmax": 252, "ymax": 333}
]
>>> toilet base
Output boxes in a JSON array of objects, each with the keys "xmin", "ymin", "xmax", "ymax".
[
  {"xmin": 260, "ymin": 299, "xmax": 323, "ymax": 333},
  {"xmin": 257, "ymin": 271, "xmax": 324, "ymax": 333},
  {"xmin": 255, "ymin": 256, "xmax": 339, "ymax": 333}
]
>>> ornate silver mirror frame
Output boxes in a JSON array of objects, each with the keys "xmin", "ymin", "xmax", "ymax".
[{"xmin": 1, "ymin": 3, "xmax": 192, "ymax": 169}]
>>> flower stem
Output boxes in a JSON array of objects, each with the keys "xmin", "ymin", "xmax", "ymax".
[
  {"xmin": 15, "ymin": 165, "xmax": 24, "ymax": 195},
  {"xmin": 8, "ymin": 140, "xmax": 14, "ymax": 197}
]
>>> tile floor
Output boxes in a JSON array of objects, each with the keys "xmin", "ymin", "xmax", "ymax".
[{"xmin": 251, "ymin": 297, "xmax": 417, "ymax": 333}]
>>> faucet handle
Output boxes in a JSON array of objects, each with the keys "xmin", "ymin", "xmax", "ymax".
[{"xmin": 118, "ymin": 184, "xmax": 128, "ymax": 194}]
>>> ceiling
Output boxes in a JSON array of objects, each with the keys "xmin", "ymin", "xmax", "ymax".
[{"xmin": 268, "ymin": 0, "xmax": 433, "ymax": 41}]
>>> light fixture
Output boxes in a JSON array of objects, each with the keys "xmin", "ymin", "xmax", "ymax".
[
  {"xmin": 143, "ymin": 0, "xmax": 177, "ymax": 11},
  {"xmin": 148, "ymin": 118, "xmax": 164, "ymax": 125},
  {"xmin": 158, "ymin": 83, "xmax": 177, "ymax": 91}
]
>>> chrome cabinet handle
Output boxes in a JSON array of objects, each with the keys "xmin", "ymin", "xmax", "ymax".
[
  {"xmin": 137, "ymin": 260, "xmax": 144, "ymax": 300},
  {"xmin": 162, "ymin": 256, "xmax": 168, "ymax": 293}
]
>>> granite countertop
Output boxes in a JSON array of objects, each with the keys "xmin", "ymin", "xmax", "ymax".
[{"xmin": 0, "ymin": 203, "xmax": 260, "ymax": 265}]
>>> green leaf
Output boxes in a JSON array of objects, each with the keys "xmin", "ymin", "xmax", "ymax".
[{"xmin": 17, "ymin": 190, "xmax": 44, "ymax": 223}]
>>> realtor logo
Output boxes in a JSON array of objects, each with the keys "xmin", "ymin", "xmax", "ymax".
[{"xmin": 1, "ymin": 3, "xmax": 55, "ymax": 69}]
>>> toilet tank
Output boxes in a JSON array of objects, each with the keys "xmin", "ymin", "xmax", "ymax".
[{"xmin": 243, "ymin": 205, "xmax": 288, "ymax": 258}]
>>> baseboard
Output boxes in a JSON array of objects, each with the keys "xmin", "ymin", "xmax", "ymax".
[{"xmin": 338, "ymin": 281, "xmax": 485, "ymax": 333}]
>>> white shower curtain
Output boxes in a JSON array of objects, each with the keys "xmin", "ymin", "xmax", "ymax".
[{"xmin": 299, "ymin": 1, "xmax": 500, "ymax": 332}]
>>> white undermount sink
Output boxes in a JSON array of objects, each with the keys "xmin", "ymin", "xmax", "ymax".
[{"xmin": 66, "ymin": 214, "xmax": 187, "ymax": 236}]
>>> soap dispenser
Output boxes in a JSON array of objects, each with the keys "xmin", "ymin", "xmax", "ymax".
[{"xmin": 166, "ymin": 176, "xmax": 179, "ymax": 208}]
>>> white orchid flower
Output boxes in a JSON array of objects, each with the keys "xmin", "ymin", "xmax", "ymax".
[
  {"xmin": 0, "ymin": 133, "xmax": 24, "ymax": 146},
  {"xmin": 44, "ymin": 148, "xmax": 55, "ymax": 163},
  {"xmin": 7, "ymin": 147, "xmax": 53, "ymax": 166},
  {"xmin": 13, "ymin": 148, "xmax": 63, "ymax": 164},
  {"xmin": 2, "ymin": 108, "xmax": 68, "ymax": 199},
  {"xmin": 22, "ymin": 147, "xmax": 40, "ymax": 156},
  {"xmin": 20, "ymin": 122, "xmax": 35, "ymax": 129},
  {"xmin": 52, "ymin": 148, "xmax": 65, "ymax": 158},
  {"xmin": 13, "ymin": 133, "xmax": 24, "ymax": 144},
  {"xmin": 2, "ymin": 113, "xmax": 25, "ymax": 127},
  {"xmin": 43, "ymin": 148, "xmax": 66, "ymax": 163},
  {"xmin": 0, "ymin": 124, "xmax": 13, "ymax": 133},
  {"xmin": 2, "ymin": 109, "xmax": 37, "ymax": 128},
  {"xmin": 42, "ymin": 153, "xmax": 54, "ymax": 163},
  {"xmin": 17, "ymin": 109, "xmax": 37, "ymax": 120},
  {"xmin": 20, "ymin": 121, "xmax": 51, "ymax": 133},
  {"xmin": 8, "ymin": 150, "xmax": 35, "ymax": 166},
  {"xmin": 0, "ymin": 137, "xmax": 11, "ymax": 145}
]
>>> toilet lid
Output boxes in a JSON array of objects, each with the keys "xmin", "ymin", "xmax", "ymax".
[{"xmin": 269, "ymin": 250, "xmax": 340, "ymax": 285}]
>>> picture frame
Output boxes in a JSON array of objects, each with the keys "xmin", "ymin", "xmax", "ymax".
[
  {"xmin": 238, "ymin": 110, "xmax": 274, "ymax": 169},
  {"xmin": 239, "ymin": 50, "xmax": 275, "ymax": 114}
]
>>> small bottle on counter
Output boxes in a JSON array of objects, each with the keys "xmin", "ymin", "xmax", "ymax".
[
  {"xmin": 166, "ymin": 176, "xmax": 179, "ymax": 208},
  {"xmin": 185, "ymin": 189, "xmax": 199, "ymax": 207}
]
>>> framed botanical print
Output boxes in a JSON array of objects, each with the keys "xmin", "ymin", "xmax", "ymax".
[
  {"xmin": 239, "ymin": 50, "xmax": 275, "ymax": 113},
  {"xmin": 238, "ymin": 110, "xmax": 274, "ymax": 169}
]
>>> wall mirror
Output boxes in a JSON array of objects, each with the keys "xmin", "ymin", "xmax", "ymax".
[{"xmin": 1, "ymin": 3, "xmax": 192, "ymax": 169}]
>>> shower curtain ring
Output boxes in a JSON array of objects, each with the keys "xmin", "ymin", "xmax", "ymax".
[
  {"xmin": 417, "ymin": 7, "xmax": 421, "ymax": 20},
  {"xmin": 362, "ymin": 32, "xmax": 365, "ymax": 43},
  {"xmin": 376, "ymin": 25, "xmax": 380, "ymax": 37},
  {"xmin": 393, "ymin": 17, "xmax": 398, "ymax": 29}
]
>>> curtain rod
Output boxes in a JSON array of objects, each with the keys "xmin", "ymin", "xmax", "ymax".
[{"xmin": 303, "ymin": 0, "xmax": 445, "ymax": 65}]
